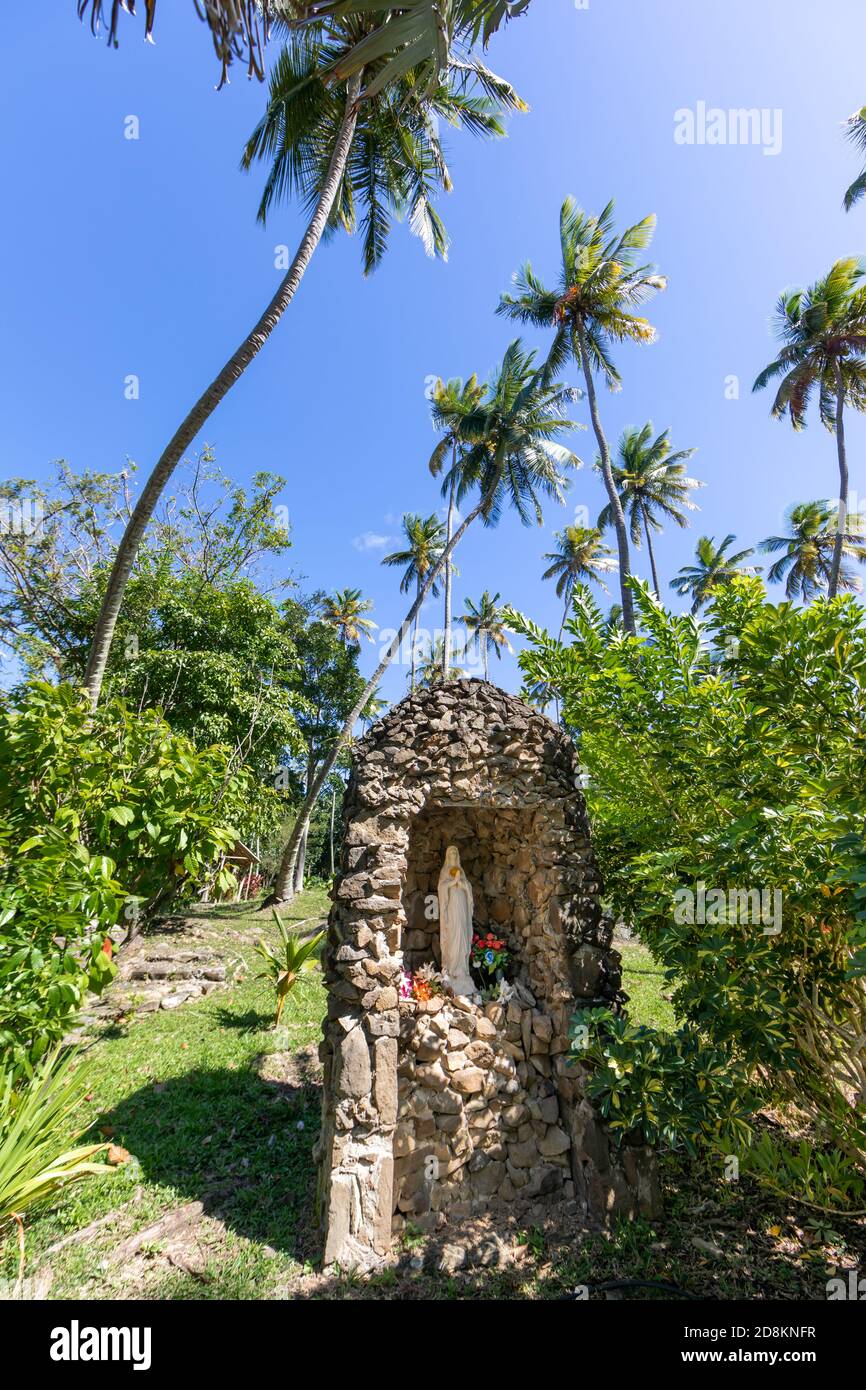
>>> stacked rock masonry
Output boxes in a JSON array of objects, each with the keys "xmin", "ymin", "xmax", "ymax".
[{"xmin": 316, "ymin": 679, "xmax": 660, "ymax": 1269}]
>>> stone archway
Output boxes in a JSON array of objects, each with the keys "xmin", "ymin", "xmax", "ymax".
[{"xmin": 315, "ymin": 679, "xmax": 660, "ymax": 1269}]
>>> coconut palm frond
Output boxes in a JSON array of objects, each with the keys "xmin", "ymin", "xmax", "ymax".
[{"xmin": 77, "ymin": 0, "xmax": 272, "ymax": 87}]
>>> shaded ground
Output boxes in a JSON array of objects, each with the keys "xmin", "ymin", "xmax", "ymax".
[{"xmin": 2, "ymin": 905, "xmax": 863, "ymax": 1301}]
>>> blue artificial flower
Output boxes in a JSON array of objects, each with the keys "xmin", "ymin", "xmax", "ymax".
[{"xmin": 485, "ymin": 949, "xmax": 495, "ymax": 965}]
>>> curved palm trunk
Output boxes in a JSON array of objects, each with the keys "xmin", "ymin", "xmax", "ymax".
[
  {"xmin": 642, "ymin": 505, "xmax": 661, "ymax": 596},
  {"xmin": 265, "ymin": 489, "xmax": 493, "ymax": 906},
  {"xmin": 82, "ymin": 76, "xmax": 363, "ymax": 708},
  {"xmin": 830, "ymin": 358, "xmax": 849, "ymax": 600},
  {"xmin": 575, "ymin": 317, "xmax": 635, "ymax": 634},
  {"xmin": 443, "ymin": 467, "xmax": 456, "ymax": 676}
]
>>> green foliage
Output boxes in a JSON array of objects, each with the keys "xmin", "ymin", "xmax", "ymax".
[
  {"xmin": 0, "ymin": 682, "xmax": 256, "ymax": 1074},
  {"xmin": 0, "ymin": 1049, "xmax": 110, "ymax": 1239},
  {"xmin": 512, "ymin": 578, "xmax": 866, "ymax": 1202},
  {"xmin": 571, "ymin": 1009, "xmax": 754, "ymax": 1155},
  {"xmin": 738, "ymin": 1132, "xmax": 866, "ymax": 1213},
  {"xmin": 0, "ymin": 459, "xmax": 361, "ymax": 845},
  {"xmin": 254, "ymin": 912, "xmax": 324, "ymax": 1027},
  {"xmin": 106, "ymin": 576, "xmax": 308, "ymax": 795}
]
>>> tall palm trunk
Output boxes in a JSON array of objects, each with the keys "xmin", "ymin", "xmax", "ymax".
[
  {"xmin": 830, "ymin": 358, "xmax": 849, "ymax": 599},
  {"xmin": 410, "ymin": 580, "xmax": 421, "ymax": 688},
  {"xmin": 575, "ymin": 316, "xmax": 635, "ymax": 634},
  {"xmin": 265, "ymin": 485, "xmax": 496, "ymax": 906},
  {"xmin": 443, "ymin": 466, "xmax": 456, "ymax": 675},
  {"xmin": 642, "ymin": 504, "xmax": 661, "ymax": 596},
  {"xmin": 553, "ymin": 589, "xmax": 571, "ymax": 724},
  {"xmin": 293, "ymin": 826, "xmax": 308, "ymax": 895},
  {"xmin": 82, "ymin": 75, "xmax": 363, "ymax": 708},
  {"xmin": 482, "ymin": 639, "xmax": 489, "ymax": 681},
  {"xmin": 293, "ymin": 756, "xmax": 315, "ymax": 895},
  {"xmin": 557, "ymin": 588, "xmax": 571, "ymax": 642}
]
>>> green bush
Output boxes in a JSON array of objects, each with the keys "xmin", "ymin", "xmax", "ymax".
[
  {"xmin": 513, "ymin": 580, "xmax": 866, "ymax": 1206},
  {"xmin": 0, "ymin": 681, "xmax": 263, "ymax": 1076}
]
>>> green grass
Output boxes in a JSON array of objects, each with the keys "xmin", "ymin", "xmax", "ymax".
[
  {"xmin": 4, "ymin": 902, "xmax": 862, "ymax": 1302},
  {"xmin": 0, "ymin": 888, "xmax": 330, "ymax": 1301},
  {"xmin": 619, "ymin": 939, "xmax": 677, "ymax": 1031}
]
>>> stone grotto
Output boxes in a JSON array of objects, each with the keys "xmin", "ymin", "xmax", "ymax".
[{"xmin": 315, "ymin": 678, "xmax": 661, "ymax": 1269}]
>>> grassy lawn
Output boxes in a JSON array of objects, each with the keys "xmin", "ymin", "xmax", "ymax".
[
  {"xmin": 619, "ymin": 939, "xmax": 677, "ymax": 1031},
  {"xmin": 1, "ymin": 889, "xmax": 331, "ymax": 1302},
  {"xmin": 3, "ymin": 901, "xmax": 863, "ymax": 1301}
]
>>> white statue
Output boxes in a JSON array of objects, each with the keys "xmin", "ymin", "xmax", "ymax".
[{"xmin": 438, "ymin": 845, "xmax": 475, "ymax": 997}]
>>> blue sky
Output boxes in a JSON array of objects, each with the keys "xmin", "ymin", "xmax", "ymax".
[{"xmin": 3, "ymin": 0, "xmax": 866, "ymax": 705}]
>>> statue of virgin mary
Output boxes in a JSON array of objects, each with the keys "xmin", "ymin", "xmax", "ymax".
[{"xmin": 438, "ymin": 845, "xmax": 475, "ymax": 997}]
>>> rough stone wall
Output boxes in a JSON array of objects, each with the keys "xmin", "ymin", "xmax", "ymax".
[
  {"xmin": 316, "ymin": 679, "xmax": 660, "ymax": 1269},
  {"xmin": 395, "ymin": 990, "xmax": 573, "ymax": 1228}
]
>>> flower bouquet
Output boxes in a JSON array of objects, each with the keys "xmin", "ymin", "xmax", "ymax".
[
  {"xmin": 398, "ymin": 961, "xmax": 443, "ymax": 1004},
  {"xmin": 470, "ymin": 932, "xmax": 512, "ymax": 994}
]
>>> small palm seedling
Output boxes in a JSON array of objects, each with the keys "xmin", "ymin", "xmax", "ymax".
[{"xmin": 255, "ymin": 911, "xmax": 324, "ymax": 1028}]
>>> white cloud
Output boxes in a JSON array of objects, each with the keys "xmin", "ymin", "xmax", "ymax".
[{"xmin": 352, "ymin": 530, "xmax": 392, "ymax": 553}]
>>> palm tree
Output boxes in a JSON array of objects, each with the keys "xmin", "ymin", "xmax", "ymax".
[
  {"xmin": 760, "ymin": 501, "xmax": 866, "ymax": 601},
  {"xmin": 753, "ymin": 258, "xmax": 866, "ymax": 598},
  {"xmin": 843, "ymin": 106, "xmax": 866, "ymax": 211},
  {"xmin": 670, "ymin": 535, "xmax": 758, "ymax": 614},
  {"xmin": 81, "ymin": 17, "xmax": 524, "ymax": 707},
  {"xmin": 523, "ymin": 677, "xmax": 555, "ymax": 715},
  {"xmin": 417, "ymin": 638, "xmax": 466, "ymax": 688},
  {"xmin": 382, "ymin": 514, "xmax": 447, "ymax": 688},
  {"xmin": 77, "ymin": 2, "xmax": 534, "ymax": 93},
  {"xmin": 463, "ymin": 591, "xmax": 512, "ymax": 680},
  {"xmin": 266, "ymin": 339, "xmax": 580, "ymax": 903},
  {"xmin": 542, "ymin": 525, "xmax": 617, "ymax": 638},
  {"xmin": 498, "ymin": 198, "xmax": 667, "ymax": 634},
  {"xmin": 429, "ymin": 375, "xmax": 483, "ymax": 676},
  {"xmin": 597, "ymin": 424, "xmax": 701, "ymax": 596},
  {"xmin": 77, "ymin": 0, "xmax": 272, "ymax": 86},
  {"xmin": 290, "ymin": 2, "xmax": 532, "ymax": 96},
  {"xmin": 320, "ymin": 588, "xmax": 376, "ymax": 647}
]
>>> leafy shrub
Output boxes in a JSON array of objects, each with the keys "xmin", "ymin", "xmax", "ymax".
[
  {"xmin": 513, "ymin": 580, "xmax": 866, "ymax": 1205},
  {"xmin": 0, "ymin": 681, "xmax": 262, "ymax": 1075},
  {"xmin": 571, "ymin": 1008, "xmax": 755, "ymax": 1154}
]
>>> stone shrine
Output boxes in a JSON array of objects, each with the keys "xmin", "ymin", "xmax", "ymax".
[{"xmin": 316, "ymin": 679, "xmax": 660, "ymax": 1268}]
